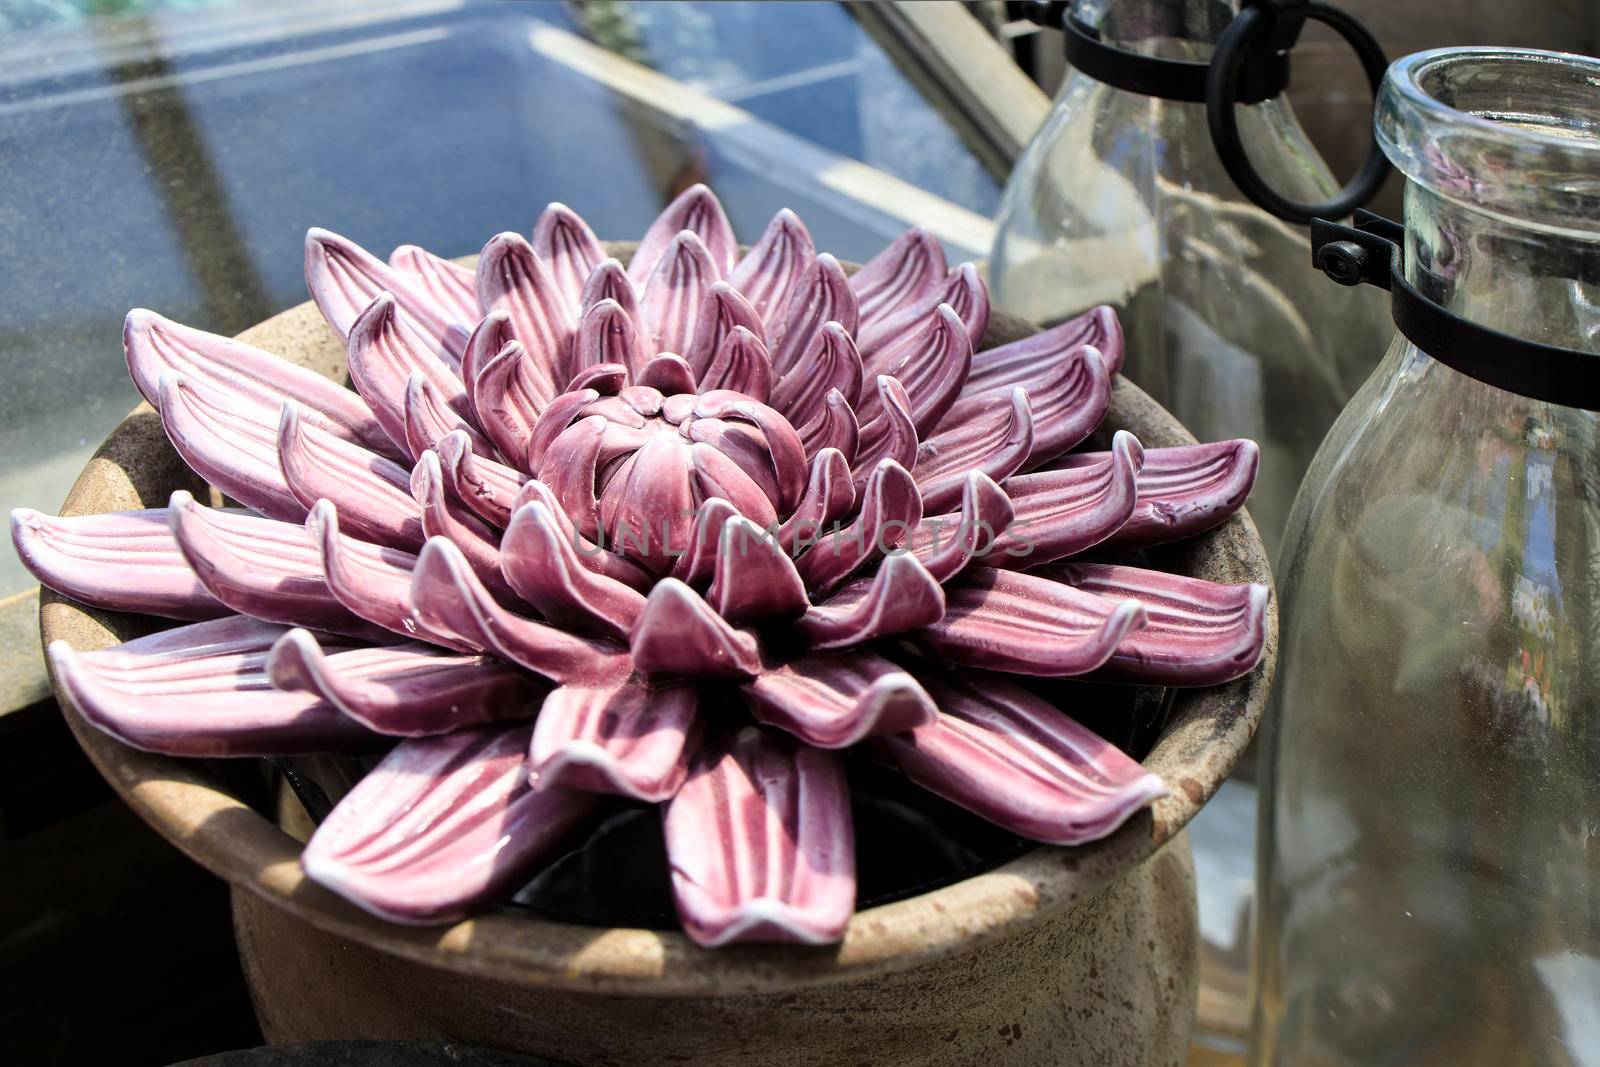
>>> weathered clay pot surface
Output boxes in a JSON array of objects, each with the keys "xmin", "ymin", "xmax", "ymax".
[{"xmin": 39, "ymin": 248, "xmax": 1274, "ymax": 1067}]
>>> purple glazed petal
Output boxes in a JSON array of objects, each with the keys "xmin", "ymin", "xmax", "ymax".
[
  {"xmin": 796, "ymin": 458, "xmax": 922, "ymax": 596},
  {"xmin": 916, "ymin": 568, "xmax": 1146, "ymax": 677},
  {"xmin": 411, "ymin": 451, "xmax": 516, "ymax": 603},
  {"xmin": 795, "ymin": 389, "xmax": 859, "ymax": 465},
  {"xmin": 157, "ymin": 373, "xmax": 305, "ymax": 522},
  {"xmin": 769, "ymin": 253, "xmax": 858, "ymax": 380},
  {"xmin": 524, "ymin": 387, "xmax": 600, "ymax": 474},
  {"xmin": 965, "ymin": 305, "xmax": 1123, "ymax": 392},
  {"xmin": 858, "ymin": 263, "xmax": 987, "ymax": 358},
  {"xmin": 302, "ymin": 725, "xmax": 600, "ymax": 924},
  {"xmin": 857, "ymin": 304, "xmax": 972, "ymax": 435},
  {"xmin": 769, "ymin": 321, "xmax": 862, "ymax": 429},
  {"xmin": 640, "ymin": 231, "xmax": 717, "ymax": 360},
  {"xmin": 532, "ymin": 202, "xmax": 606, "ymax": 312},
  {"xmin": 911, "ymin": 387, "xmax": 1033, "ymax": 515},
  {"xmin": 579, "ymin": 259, "xmax": 655, "ymax": 360},
  {"xmin": 637, "ymin": 353, "xmax": 698, "ymax": 396},
  {"xmin": 942, "ymin": 346, "xmax": 1110, "ymax": 468},
  {"xmin": 268, "ymin": 628, "xmax": 543, "ymax": 736},
  {"xmin": 851, "ymin": 226, "xmax": 946, "ymax": 328},
  {"xmin": 606, "ymin": 431, "xmax": 695, "ymax": 576},
  {"xmin": 795, "ymin": 552, "xmax": 946, "ymax": 649},
  {"xmin": 278, "ymin": 402, "xmax": 424, "ymax": 549},
  {"xmin": 1055, "ymin": 440, "xmax": 1260, "ymax": 554},
  {"xmin": 778, "ymin": 448, "xmax": 855, "ymax": 554},
  {"xmin": 1053, "ymin": 563, "xmax": 1269, "ymax": 685},
  {"xmin": 729, "ymin": 208, "xmax": 815, "ymax": 329},
  {"xmin": 706, "ymin": 516, "xmax": 810, "ymax": 623},
  {"xmin": 475, "ymin": 232, "xmax": 574, "ymax": 402},
  {"xmin": 461, "ymin": 310, "xmax": 513, "ymax": 412},
  {"xmin": 700, "ymin": 326, "xmax": 774, "ymax": 403},
  {"xmin": 513, "ymin": 480, "xmax": 652, "ymax": 593},
  {"xmin": 870, "ymin": 671, "xmax": 1167, "ymax": 845},
  {"xmin": 432, "ymin": 430, "xmax": 525, "ymax": 528},
  {"xmin": 167, "ymin": 491, "xmax": 388, "ymax": 640},
  {"xmin": 389, "ymin": 244, "xmax": 479, "ymax": 332},
  {"xmin": 403, "ymin": 371, "xmax": 496, "ymax": 462},
  {"xmin": 529, "ymin": 679, "xmax": 701, "ymax": 802},
  {"xmin": 994, "ymin": 431, "xmax": 1143, "ymax": 568},
  {"xmin": 629, "ymin": 579, "xmax": 762, "ymax": 679},
  {"xmin": 852, "ymin": 377, "xmax": 920, "ymax": 489},
  {"xmin": 693, "ymin": 391, "xmax": 809, "ymax": 515},
  {"xmin": 12, "ymin": 507, "xmax": 224, "ymax": 620},
  {"xmin": 684, "ymin": 282, "xmax": 764, "ymax": 379},
  {"xmin": 574, "ymin": 298, "xmax": 648, "ymax": 378},
  {"xmin": 742, "ymin": 651, "xmax": 936, "ymax": 749},
  {"xmin": 910, "ymin": 472, "xmax": 1016, "ymax": 584},
  {"xmin": 48, "ymin": 616, "xmax": 376, "ymax": 757},
  {"xmin": 124, "ymin": 309, "xmax": 398, "ymax": 460},
  {"xmin": 472, "ymin": 340, "xmax": 548, "ymax": 468},
  {"xmin": 628, "ymin": 183, "xmax": 738, "ymax": 286},
  {"xmin": 305, "ymin": 501, "xmax": 467, "ymax": 652},
  {"xmin": 408, "ymin": 538, "xmax": 622, "ymax": 684},
  {"xmin": 664, "ymin": 728, "xmax": 854, "ymax": 947},
  {"xmin": 670, "ymin": 496, "xmax": 741, "ymax": 588},
  {"xmin": 305, "ymin": 228, "xmax": 470, "ymax": 364},
  {"xmin": 501, "ymin": 500, "xmax": 647, "ymax": 639},
  {"xmin": 346, "ymin": 293, "xmax": 473, "ymax": 459},
  {"xmin": 567, "ymin": 363, "xmax": 630, "ymax": 396}
]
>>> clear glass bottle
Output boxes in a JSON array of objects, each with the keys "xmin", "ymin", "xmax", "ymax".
[
  {"xmin": 989, "ymin": 0, "xmax": 1391, "ymax": 564},
  {"xmin": 1253, "ymin": 48, "xmax": 1600, "ymax": 1066}
]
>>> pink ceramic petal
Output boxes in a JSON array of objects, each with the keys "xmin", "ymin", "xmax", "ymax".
[
  {"xmin": 124, "ymin": 309, "xmax": 397, "ymax": 460},
  {"xmin": 410, "ymin": 451, "xmax": 516, "ymax": 603},
  {"xmin": 795, "ymin": 389, "xmax": 859, "ymax": 465},
  {"xmin": 795, "ymin": 552, "xmax": 946, "ymax": 649},
  {"xmin": 529, "ymin": 680, "xmax": 701, "ymax": 802},
  {"xmin": 49, "ymin": 616, "xmax": 376, "ymax": 756},
  {"xmin": 167, "ymin": 491, "xmax": 387, "ymax": 639},
  {"xmin": 278, "ymin": 402, "xmax": 424, "ymax": 549},
  {"xmin": 388, "ymin": 244, "xmax": 479, "ymax": 333},
  {"xmin": 637, "ymin": 353, "xmax": 698, "ymax": 396},
  {"xmin": 942, "ymin": 346, "xmax": 1110, "ymax": 468},
  {"xmin": 693, "ymin": 391, "xmax": 808, "ymax": 514},
  {"xmin": 706, "ymin": 516, "xmax": 810, "ymax": 623},
  {"xmin": 628, "ymin": 578, "xmax": 762, "ymax": 679},
  {"xmin": 669, "ymin": 497, "xmax": 741, "ymax": 588},
  {"xmin": 769, "ymin": 253, "xmax": 858, "ymax": 379},
  {"xmin": 870, "ymin": 671, "xmax": 1167, "ymax": 845},
  {"xmin": 346, "ymin": 293, "xmax": 474, "ymax": 460},
  {"xmin": 699, "ymin": 326, "xmax": 774, "ymax": 402},
  {"xmin": 850, "ymin": 226, "xmax": 945, "ymax": 327},
  {"xmin": 915, "ymin": 568, "xmax": 1146, "ymax": 676},
  {"xmin": 965, "ymin": 305, "xmax": 1123, "ymax": 392},
  {"xmin": 796, "ymin": 458, "xmax": 922, "ymax": 595},
  {"xmin": 461, "ymin": 310, "xmax": 513, "ymax": 411},
  {"xmin": 640, "ymin": 230, "xmax": 717, "ymax": 360},
  {"xmin": 858, "ymin": 263, "xmax": 987, "ymax": 358},
  {"xmin": 403, "ymin": 371, "xmax": 496, "ymax": 461},
  {"xmin": 909, "ymin": 472, "xmax": 1016, "ymax": 584},
  {"xmin": 852, "ymin": 376, "xmax": 919, "ymax": 483},
  {"xmin": 471, "ymin": 341, "xmax": 546, "ymax": 469},
  {"xmin": 857, "ymin": 304, "xmax": 972, "ymax": 435},
  {"xmin": 911, "ymin": 387, "xmax": 1034, "ymax": 515},
  {"xmin": 684, "ymin": 282, "xmax": 764, "ymax": 379},
  {"xmin": 432, "ymin": 430, "xmax": 525, "ymax": 528},
  {"xmin": 1055, "ymin": 440, "xmax": 1259, "ymax": 554},
  {"xmin": 994, "ymin": 431, "xmax": 1143, "ymax": 567},
  {"xmin": 769, "ymin": 321, "xmax": 863, "ymax": 429},
  {"xmin": 628, "ymin": 183, "xmax": 738, "ymax": 286},
  {"xmin": 574, "ymin": 298, "xmax": 648, "ymax": 378},
  {"xmin": 12, "ymin": 507, "xmax": 224, "ymax": 620},
  {"xmin": 531, "ymin": 202, "xmax": 606, "ymax": 312},
  {"xmin": 268, "ymin": 628, "xmax": 543, "ymax": 736},
  {"xmin": 729, "ymin": 208, "xmax": 815, "ymax": 329},
  {"xmin": 664, "ymin": 728, "xmax": 854, "ymax": 947},
  {"xmin": 605, "ymin": 431, "xmax": 695, "ymax": 576},
  {"xmin": 579, "ymin": 259, "xmax": 655, "ymax": 361},
  {"xmin": 500, "ymin": 501, "xmax": 647, "ymax": 639},
  {"xmin": 777, "ymin": 448, "xmax": 855, "ymax": 554},
  {"xmin": 475, "ymin": 232, "xmax": 572, "ymax": 402},
  {"xmin": 302, "ymin": 724, "xmax": 600, "ymax": 924},
  {"xmin": 523, "ymin": 387, "xmax": 600, "ymax": 474},
  {"xmin": 305, "ymin": 228, "xmax": 470, "ymax": 364},
  {"xmin": 408, "ymin": 538, "xmax": 621, "ymax": 683},
  {"xmin": 514, "ymin": 480, "xmax": 652, "ymax": 592},
  {"xmin": 1054, "ymin": 563, "xmax": 1269, "ymax": 685},
  {"xmin": 535, "ymin": 414, "xmax": 607, "ymax": 541},
  {"xmin": 742, "ymin": 651, "xmax": 936, "ymax": 748},
  {"xmin": 157, "ymin": 373, "xmax": 305, "ymax": 522}
]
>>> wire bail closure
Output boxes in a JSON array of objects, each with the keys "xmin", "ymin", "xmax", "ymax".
[
  {"xmin": 1026, "ymin": 0, "xmax": 1392, "ymax": 224},
  {"xmin": 1312, "ymin": 211, "xmax": 1600, "ymax": 410}
]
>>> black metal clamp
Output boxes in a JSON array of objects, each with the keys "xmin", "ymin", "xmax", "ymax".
[
  {"xmin": 1312, "ymin": 211, "xmax": 1600, "ymax": 409},
  {"xmin": 1024, "ymin": 0, "xmax": 1391, "ymax": 225}
]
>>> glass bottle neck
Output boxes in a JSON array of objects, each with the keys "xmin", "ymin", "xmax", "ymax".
[{"xmin": 1076, "ymin": 0, "xmax": 1240, "ymax": 60}]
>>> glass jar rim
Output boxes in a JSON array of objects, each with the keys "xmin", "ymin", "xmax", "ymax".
[{"xmin": 1377, "ymin": 47, "xmax": 1600, "ymax": 233}]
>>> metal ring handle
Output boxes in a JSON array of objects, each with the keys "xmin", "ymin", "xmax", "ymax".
[{"xmin": 1205, "ymin": 1, "xmax": 1391, "ymax": 223}]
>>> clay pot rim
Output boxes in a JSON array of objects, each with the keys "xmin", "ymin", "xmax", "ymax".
[{"xmin": 38, "ymin": 254, "xmax": 1275, "ymax": 998}]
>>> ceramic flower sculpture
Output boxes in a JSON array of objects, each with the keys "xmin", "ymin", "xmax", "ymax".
[{"xmin": 13, "ymin": 186, "xmax": 1265, "ymax": 947}]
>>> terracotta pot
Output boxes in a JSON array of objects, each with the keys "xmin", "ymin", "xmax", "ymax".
[{"xmin": 38, "ymin": 257, "xmax": 1275, "ymax": 1066}]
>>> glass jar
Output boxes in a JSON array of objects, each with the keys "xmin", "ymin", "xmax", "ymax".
[
  {"xmin": 1253, "ymin": 48, "xmax": 1600, "ymax": 1066},
  {"xmin": 989, "ymin": 0, "xmax": 1390, "ymax": 564}
]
